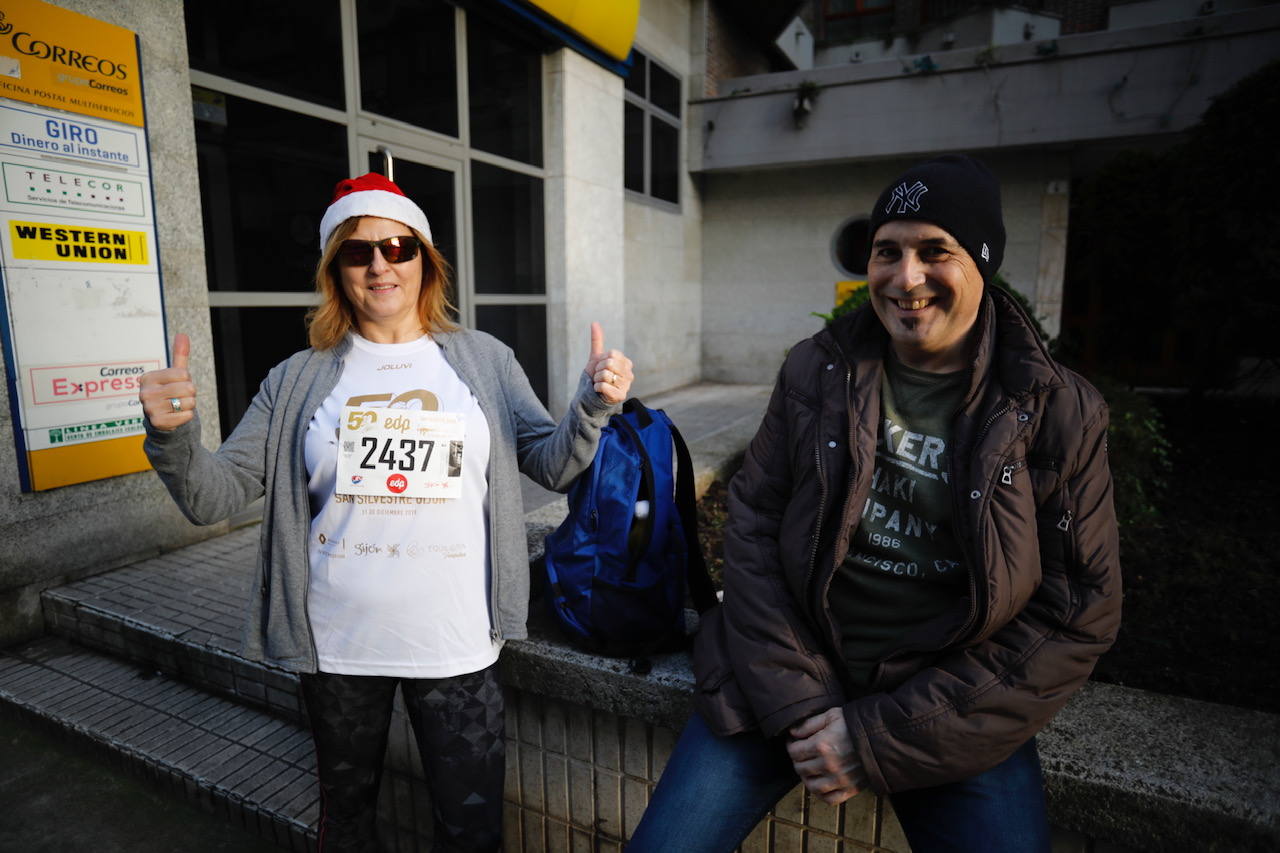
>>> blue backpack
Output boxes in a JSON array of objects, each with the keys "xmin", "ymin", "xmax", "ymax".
[{"xmin": 544, "ymin": 399, "xmax": 717, "ymax": 658}]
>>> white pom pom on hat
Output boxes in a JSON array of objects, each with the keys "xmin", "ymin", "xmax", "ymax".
[{"xmin": 318, "ymin": 172, "xmax": 432, "ymax": 250}]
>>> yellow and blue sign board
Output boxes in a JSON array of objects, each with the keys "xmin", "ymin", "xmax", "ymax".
[{"xmin": 0, "ymin": 0, "xmax": 162, "ymax": 491}]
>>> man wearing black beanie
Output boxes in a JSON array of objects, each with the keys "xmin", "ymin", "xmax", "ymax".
[{"xmin": 631, "ymin": 155, "xmax": 1120, "ymax": 853}]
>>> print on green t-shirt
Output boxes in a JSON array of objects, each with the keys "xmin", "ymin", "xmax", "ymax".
[{"xmin": 829, "ymin": 354, "xmax": 970, "ymax": 687}]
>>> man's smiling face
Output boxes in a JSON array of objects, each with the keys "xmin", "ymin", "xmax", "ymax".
[{"xmin": 867, "ymin": 220, "xmax": 985, "ymax": 373}]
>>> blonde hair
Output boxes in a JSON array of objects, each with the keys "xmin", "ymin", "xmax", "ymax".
[{"xmin": 306, "ymin": 217, "xmax": 459, "ymax": 350}]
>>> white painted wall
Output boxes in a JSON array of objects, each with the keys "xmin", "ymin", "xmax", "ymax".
[{"xmin": 700, "ymin": 153, "xmax": 1069, "ymax": 384}]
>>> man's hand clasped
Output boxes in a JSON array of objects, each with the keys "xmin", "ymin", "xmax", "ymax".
[
  {"xmin": 786, "ymin": 707, "xmax": 868, "ymax": 805},
  {"xmin": 139, "ymin": 332, "xmax": 197, "ymax": 432},
  {"xmin": 585, "ymin": 321, "xmax": 633, "ymax": 405}
]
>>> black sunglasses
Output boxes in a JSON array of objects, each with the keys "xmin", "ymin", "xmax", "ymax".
[{"xmin": 336, "ymin": 235, "xmax": 421, "ymax": 266}]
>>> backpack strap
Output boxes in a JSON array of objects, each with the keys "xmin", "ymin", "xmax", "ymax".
[
  {"xmin": 668, "ymin": 419, "xmax": 717, "ymax": 614},
  {"xmin": 611, "ymin": 413, "xmax": 657, "ymax": 583}
]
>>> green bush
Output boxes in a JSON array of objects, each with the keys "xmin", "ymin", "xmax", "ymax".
[
  {"xmin": 1093, "ymin": 379, "xmax": 1172, "ymax": 530},
  {"xmin": 811, "ymin": 284, "xmax": 869, "ymax": 325}
]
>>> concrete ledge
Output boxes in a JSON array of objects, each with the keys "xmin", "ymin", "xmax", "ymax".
[
  {"xmin": 1042, "ymin": 682, "xmax": 1280, "ymax": 852},
  {"xmin": 503, "ymin": 607, "xmax": 696, "ymax": 733},
  {"xmin": 505, "ymin": 622, "xmax": 1280, "ymax": 851}
]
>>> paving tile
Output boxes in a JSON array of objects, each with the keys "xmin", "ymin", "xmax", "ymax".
[
  {"xmin": 104, "ymin": 703, "xmax": 177, "ymax": 744},
  {"xmin": 4, "ymin": 668, "xmax": 83, "ymax": 708},
  {"xmin": 214, "ymin": 705, "xmax": 267, "ymax": 740},
  {"xmin": 622, "ymin": 717, "xmax": 649, "ymax": 779},
  {"xmin": 237, "ymin": 715, "xmax": 290, "ymax": 749},
  {"xmin": 132, "ymin": 714, "xmax": 200, "ymax": 752},
  {"xmin": 200, "ymin": 740, "xmax": 266, "ymax": 787},
  {"xmin": 218, "ymin": 748, "xmax": 284, "ymax": 794},
  {"xmin": 278, "ymin": 729, "xmax": 318, "ymax": 767},
  {"xmin": 78, "ymin": 696, "xmax": 150, "ymax": 735},
  {"xmin": 519, "ymin": 743, "xmax": 545, "ymax": 812},
  {"xmin": 166, "ymin": 730, "xmax": 234, "ymax": 770},
  {"xmin": 255, "ymin": 767, "xmax": 316, "ymax": 813}
]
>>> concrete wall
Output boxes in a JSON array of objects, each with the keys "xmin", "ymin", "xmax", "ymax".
[
  {"xmin": 815, "ymin": 8, "xmax": 1063, "ymax": 64},
  {"xmin": 700, "ymin": 152, "xmax": 1069, "ymax": 384},
  {"xmin": 1108, "ymin": 0, "xmax": 1267, "ymax": 29},
  {"xmin": 0, "ymin": 0, "xmax": 220, "ymax": 647},
  {"xmin": 691, "ymin": 5, "xmax": 1280, "ymax": 172},
  {"xmin": 544, "ymin": 50, "xmax": 627, "ymax": 415},
  {"xmin": 623, "ymin": 0, "xmax": 704, "ymax": 397}
]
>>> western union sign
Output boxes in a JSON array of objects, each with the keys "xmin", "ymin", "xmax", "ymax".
[{"xmin": 9, "ymin": 219, "xmax": 148, "ymax": 264}]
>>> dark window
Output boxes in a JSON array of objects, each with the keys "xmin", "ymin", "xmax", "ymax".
[
  {"xmin": 623, "ymin": 49, "xmax": 681, "ymax": 205},
  {"xmin": 185, "ymin": 1, "xmax": 344, "ymax": 109},
  {"xmin": 468, "ymin": 23, "xmax": 543, "ymax": 166},
  {"xmin": 210, "ymin": 307, "xmax": 310, "ymax": 440},
  {"xmin": 368, "ymin": 153, "xmax": 459, "ymax": 291},
  {"xmin": 649, "ymin": 117, "xmax": 679, "ymax": 204},
  {"xmin": 194, "ymin": 88, "xmax": 347, "ymax": 294},
  {"xmin": 624, "ymin": 104, "xmax": 645, "ymax": 193},
  {"xmin": 475, "ymin": 304, "xmax": 547, "ymax": 404},
  {"xmin": 648, "ymin": 64, "xmax": 681, "ymax": 117},
  {"xmin": 470, "ymin": 161, "xmax": 545, "ymax": 295},
  {"xmin": 821, "ymin": 0, "xmax": 895, "ymax": 42},
  {"xmin": 358, "ymin": 0, "xmax": 457, "ymax": 136},
  {"xmin": 625, "ymin": 52, "xmax": 646, "ymax": 97},
  {"xmin": 832, "ymin": 217, "xmax": 871, "ymax": 277}
]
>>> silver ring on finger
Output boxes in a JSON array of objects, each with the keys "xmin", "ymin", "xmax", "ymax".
[{"xmin": 169, "ymin": 397, "xmax": 183, "ymax": 413}]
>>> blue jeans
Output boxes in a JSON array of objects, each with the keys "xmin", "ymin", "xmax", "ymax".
[{"xmin": 627, "ymin": 713, "xmax": 1050, "ymax": 853}]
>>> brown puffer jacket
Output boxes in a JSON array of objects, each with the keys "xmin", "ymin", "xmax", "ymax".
[{"xmin": 692, "ymin": 287, "xmax": 1121, "ymax": 794}]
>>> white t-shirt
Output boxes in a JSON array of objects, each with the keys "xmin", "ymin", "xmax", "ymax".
[{"xmin": 304, "ymin": 333, "xmax": 497, "ymax": 677}]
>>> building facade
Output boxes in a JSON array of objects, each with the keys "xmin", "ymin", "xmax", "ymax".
[{"xmin": 2, "ymin": 0, "xmax": 1277, "ymax": 647}]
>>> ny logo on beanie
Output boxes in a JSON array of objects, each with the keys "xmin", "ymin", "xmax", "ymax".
[{"xmin": 887, "ymin": 181, "xmax": 928, "ymax": 214}]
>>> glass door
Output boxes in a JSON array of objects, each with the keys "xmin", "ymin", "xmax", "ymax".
[{"xmin": 359, "ymin": 141, "xmax": 465, "ymax": 323}]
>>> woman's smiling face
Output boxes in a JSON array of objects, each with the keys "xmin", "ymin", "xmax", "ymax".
[
  {"xmin": 867, "ymin": 220, "xmax": 985, "ymax": 373},
  {"xmin": 338, "ymin": 216, "xmax": 425, "ymax": 341}
]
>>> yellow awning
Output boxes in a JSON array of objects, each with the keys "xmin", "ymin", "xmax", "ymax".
[{"xmin": 524, "ymin": 0, "xmax": 640, "ymax": 62}]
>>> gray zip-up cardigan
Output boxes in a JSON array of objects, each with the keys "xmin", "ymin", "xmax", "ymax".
[{"xmin": 144, "ymin": 329, "xmax": 616, "ymax": 673}]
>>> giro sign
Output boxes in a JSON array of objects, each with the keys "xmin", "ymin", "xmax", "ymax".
[{"xmin": 0, "ymin": 0, "xmax": 164, "ymax": 491}]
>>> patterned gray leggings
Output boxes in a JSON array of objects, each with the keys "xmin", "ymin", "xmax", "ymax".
[{"xmin": 301, "ymin": 664, "xmax": 504, "ymax": 853}]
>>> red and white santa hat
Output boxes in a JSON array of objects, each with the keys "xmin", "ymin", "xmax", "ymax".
[{"xmin": 318, "ymin": 172, "xmax": 432, "ymax": 249}]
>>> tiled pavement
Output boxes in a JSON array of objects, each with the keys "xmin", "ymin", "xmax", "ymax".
[
  {"xmin": 39, "ymin": 525, "xmax": 305, "ymax": 722},
  {"xmin": 0, "ymin": 381, "xmax": 773, "ymax": 852},
  {"xmin": 0, "ymin": 524, "xmax": 319, "ymax": 851},
  {"xmin": 0, "ymin": 636, "xmax": 318, "ymax": 850}
]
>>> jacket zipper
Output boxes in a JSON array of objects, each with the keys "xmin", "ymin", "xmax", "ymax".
[
  {"xmin": 946, "ymin": 400, "xmax": 1018, "ymax": 646},
  {"xmin": 302, "ymin": 350, "xmax": 339, "ymax": 671},
  {"xmin": 1001, "ymin": 458, "xmax": 1027, "ymax": 485},
  {"xmin": 975, "ymin": 401, "xmax": 1013, "ymax": 449},
  {"xmin": 805, "ymin": 440, "xmax": 828, "ymax": 590},
  {"xmin": 487, "ymin": 421, "xmax": 502, "ymax": 644},
  {"xmin": 822, "ymin": 366, "xmax": 855, "ymax": 620}
]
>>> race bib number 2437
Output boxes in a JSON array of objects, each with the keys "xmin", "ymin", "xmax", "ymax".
[{"xmin": 336, "ymin": 407, "xmax": 466, "ymax": 499}]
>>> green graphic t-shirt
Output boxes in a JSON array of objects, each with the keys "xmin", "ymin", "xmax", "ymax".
[{"xmin": 829, "ymin": 355, "xmax": 970, "ymax": 687}]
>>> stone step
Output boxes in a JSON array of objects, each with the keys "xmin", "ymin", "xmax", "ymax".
[
  {"xmin": 0, "ymin": 635, "xmax": 319, "ymax": 852},
  {"xmin": 41, "ymin": 524, "xmax": 305, "ymax": 724}
]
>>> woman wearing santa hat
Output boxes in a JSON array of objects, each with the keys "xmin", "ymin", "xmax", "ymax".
[{"xmin": 138, "ymin": 172, "xmax": 633, "ymax": 851}]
